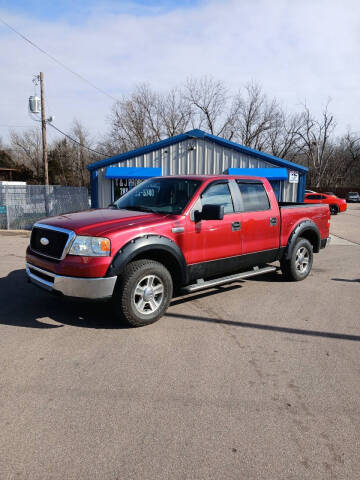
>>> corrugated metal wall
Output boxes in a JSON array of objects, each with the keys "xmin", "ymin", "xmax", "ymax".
[{"xmin": 97, "ymin": 138, "xmax": 299, "ymax": 206}]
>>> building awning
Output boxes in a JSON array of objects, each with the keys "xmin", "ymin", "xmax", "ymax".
[
  {"xmin": 105, "ymin": 167, "xmax": 162, "ymax": 179},
  {"xmin": 227, "ymin": 168, "xmax": 289, "ymax": 180}
]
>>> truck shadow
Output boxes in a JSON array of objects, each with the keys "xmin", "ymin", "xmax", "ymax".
[
  {"xmin": 171, "ymin": 284, "xmax": 243, "ymax": 306},
  {"xmin": 0, "ymin": 269, "xmax": 242, "ymax": 329},
  {"xmin": 4, "ymin": 269, "xmax": 356, "ymax": 339},
  {"xmin": 0, "ymin": 269, "xmax": 120, "ymax": 329},
  {"xmin": 332, "ymin": 278, "xmax": 360, "ymax": 283},
  {"xmin": 165, "ymin": 312, "xmax": 360, "ymax": 342}
]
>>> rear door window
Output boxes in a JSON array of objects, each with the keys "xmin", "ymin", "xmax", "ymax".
[{"xmin": 236, "ymin": 182, "xmax": 270, "ymax": 212}]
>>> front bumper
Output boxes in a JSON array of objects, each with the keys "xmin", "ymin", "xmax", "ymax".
[{"xmin": 26, "ymin": 262, "xmax": 117, "ymax": 300}]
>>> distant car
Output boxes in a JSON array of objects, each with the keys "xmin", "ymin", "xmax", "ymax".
[
  {"xmin": 325, "ymin": 192, "xmax": 336, "ymax": 196},
  {"xmin": 304, "ymin": 192, "xmax": 347, "ymax": 215},
  {"xmin": 346, "ymin": 192, "xmax": 360, "ymax": 203},
  {"xmin": 305, "ymin": 189, "xmax": 317, "ymax": 194}
]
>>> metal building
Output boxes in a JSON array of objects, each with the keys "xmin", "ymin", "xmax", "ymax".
[{"xmin": 87, "ymin": 129, "xmax": 308, "ymax": 208}]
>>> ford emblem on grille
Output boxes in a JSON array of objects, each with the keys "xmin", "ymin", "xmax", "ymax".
[{"xmin": 40, "ymin": 237, "xmax": 50, "ymax": 246}]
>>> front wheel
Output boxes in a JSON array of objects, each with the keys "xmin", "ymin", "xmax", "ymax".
[
  {"xmin": 280, "ymin": 238, "xmax": 313, "ymax": 281},
  {"xmin": 112, "ymin": 259, "xmax": 173, "ymax": 327}
]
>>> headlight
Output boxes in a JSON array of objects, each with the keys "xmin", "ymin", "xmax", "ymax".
[{"xmin": 69, "ymin": 236, "xmax": 111, "ymax": 257}]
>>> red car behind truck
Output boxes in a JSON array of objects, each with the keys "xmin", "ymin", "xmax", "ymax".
[
  {"xmin": 304, "ymin": 192, "xmax": 347, "ymax": 214},
  {"xmin": 26, "ymin": 175, "xmax": 331, "ymax": 327}
]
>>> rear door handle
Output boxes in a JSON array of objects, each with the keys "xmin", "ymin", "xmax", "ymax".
[
  {"xmin": 270, "ymin": 217, "xmax": 278, "ymax": 226},
  {"xmin": 232, "ymin": 221, "xmax": 241, "ymax": 231}
]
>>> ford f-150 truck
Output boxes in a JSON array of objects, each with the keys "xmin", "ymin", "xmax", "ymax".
[{"xmin": 26, "ymin": 175, "xmax": 331, "ymax": 327}]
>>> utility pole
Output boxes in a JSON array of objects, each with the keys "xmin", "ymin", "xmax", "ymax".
[{"xmin": 39, "ymin": 72, "xmax": 49, "ymax": 185}]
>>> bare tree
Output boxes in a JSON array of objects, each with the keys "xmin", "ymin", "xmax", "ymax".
[
  {"xmin": 158, "ymin": 88, "xmax": 192, "ymax": 137},
  {"xmin": 343, "ymin": 132, "xmax": 360, "ymax": 179},
  {"xmin": 46, "ymin": 120, "xmax": 96, "ymax": 187},
  {"xmin": 183, "ymin": 76, "xmax": 237, "ymax": 138},
  {"xmin": 232, "ymin": 82, "xmax": 281, "ymax": 151},
  {"xmin": 103, "ymin": 77, "xmax": 360, "ymax": 192},
  {"xmin": 297, "ymin": 103, "xmax": 336, "ymax": 188},
  {"xmin": 267, "ymin": 111, "xmax": 305, "ymax": 161},
  {"xmin": 325, "ymin": 132, "xmax": 360, "ymax": 187},
  {"xmin": 109, "ymin": 84, "xmax": 163, "ymax": 151},
  {"xmin": 48, "ymin": 137, "xmax": 73, "ymax": 185},
  {"xmin": 70, "ymin": 119, "xmax": 95, "ymax": 186},
  {"xmin": 0, "ymin": 136, "xmax": 14, "ymax": 169},
  {"xmin": 10, "ymin": 127, "xmax": 43, "ymax": 179}
]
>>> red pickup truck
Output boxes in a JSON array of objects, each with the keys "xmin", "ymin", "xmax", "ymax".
[{"xmin": 26, "ymin": 176, "xmax": 330, "ymax": 327}]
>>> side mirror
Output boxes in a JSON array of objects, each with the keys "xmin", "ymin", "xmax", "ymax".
[{"xmin": 194, "ymin": 204, "xmax": 224, "ymax": 222}]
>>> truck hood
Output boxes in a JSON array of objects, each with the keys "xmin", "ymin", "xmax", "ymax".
[{"xmin": 37, "ymin": 209, "xmax": 173, "ymax": 237}]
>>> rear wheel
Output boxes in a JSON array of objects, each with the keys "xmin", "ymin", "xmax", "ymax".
[
  {"xmin": 280, "ymin": 238, "xmax": 313, "ymax": 281},
  {"xmin": 330, "ymin": 204, "xmax": 339, "ymax": 215},
  {"xmin": 112, "ymin": 259, "xmax": 173, "ymax": 327}
]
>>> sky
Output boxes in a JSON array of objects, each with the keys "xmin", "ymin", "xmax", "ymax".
[{"xmin": 0, "ymin": 0, "xmax": 359, "ymax": 146}]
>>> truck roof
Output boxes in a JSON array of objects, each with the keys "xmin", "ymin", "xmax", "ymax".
[{"xmin": 159, "ymin": 174, "xmax": 267, "ymax": 182}]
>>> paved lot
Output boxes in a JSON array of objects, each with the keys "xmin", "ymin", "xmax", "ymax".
[{"xmin": 0, "ymin": 205, "xmax": 359, "ymax": 480}]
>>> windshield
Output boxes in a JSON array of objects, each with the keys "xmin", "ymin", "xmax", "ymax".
[{"xmin": 113, "ymin": 178, "xmax": 202, "ymax": 215}]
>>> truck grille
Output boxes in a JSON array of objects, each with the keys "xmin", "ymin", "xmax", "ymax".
[{"xmin": 30, "ymin": 225, "xmax": 73, "ymax": 260}]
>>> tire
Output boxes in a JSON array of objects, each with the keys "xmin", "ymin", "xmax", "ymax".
[
  {"xmin": 330, "ymin": 204, "xmax": 339, "ymax": 215},
  {"xmin": 112, "ymin": 259, "xmax": 173, "ymax": 327},
  {"xmin": 280, "ymin": 238, "xmax": 313, "ymax": 281}
]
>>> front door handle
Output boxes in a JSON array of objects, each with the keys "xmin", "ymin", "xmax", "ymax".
[
  {"xmin": 270, "ymin": 217, "xmax": 278, "ymax": 226},
  {"xmin": 232, "ymin": 221, "xmax": 241, "ymax": 231}
]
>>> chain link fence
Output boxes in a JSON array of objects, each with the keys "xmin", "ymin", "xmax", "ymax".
[{"xmin": 0, "ymin": 184, "xmax": 90, "ymax": 230}]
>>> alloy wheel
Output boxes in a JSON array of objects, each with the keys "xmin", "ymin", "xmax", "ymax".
[
  {"xmin": 133, "ymin": 274, "xmax": 164, "ymax": 315},
  {"xmin": 295, "ymin": 246, "xmax": 310, "ymax": 274}
]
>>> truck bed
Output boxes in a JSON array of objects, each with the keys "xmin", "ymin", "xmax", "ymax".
[{"xmin": 279, "ymin": 202, "xmax": 330, "ymax": 248}]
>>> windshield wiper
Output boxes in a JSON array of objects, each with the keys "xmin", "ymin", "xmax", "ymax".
[{"xmin": 122, "ymin": 206, "xmax": 155, "ymax": 213}]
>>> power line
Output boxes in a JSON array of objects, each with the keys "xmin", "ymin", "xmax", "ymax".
[
  {"xmin": 47, "ymin": 122, "xmax": 110, "ymax": 157},
  {"xmin": 0, "ymin": 17, "xmax": 119, "ymax": 103}
]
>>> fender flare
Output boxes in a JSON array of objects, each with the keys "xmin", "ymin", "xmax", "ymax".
[
  {"xmin": 284, "ymin": 220, "xmax": 321, "ymax": 260},
  {"xmin": 106, "ymin": 234, "xmax": 188, "ymax": 284}
]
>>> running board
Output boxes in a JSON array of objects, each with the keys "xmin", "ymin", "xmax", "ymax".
[{"xmin": 183, "ymin": 265, "xmax": 277, "ymax": 293}]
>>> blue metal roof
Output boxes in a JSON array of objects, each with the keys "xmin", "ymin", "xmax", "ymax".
[{"xmin": 87, "ymin": 129, "xmax": 308, "ymax": 173}]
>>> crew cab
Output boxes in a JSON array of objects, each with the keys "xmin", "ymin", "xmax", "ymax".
[{"xmin": 26, "ymin": 176, "xmax": 331, "ymax": 327}]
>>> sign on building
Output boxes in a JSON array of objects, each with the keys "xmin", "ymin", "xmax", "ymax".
[
  {"xmin": 113, "ymin": 178, "xmax": 144, "ymax": 200},
  {"xmin": 289, "ymin": 171, "xmax": 299, "ymax": 183}
]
